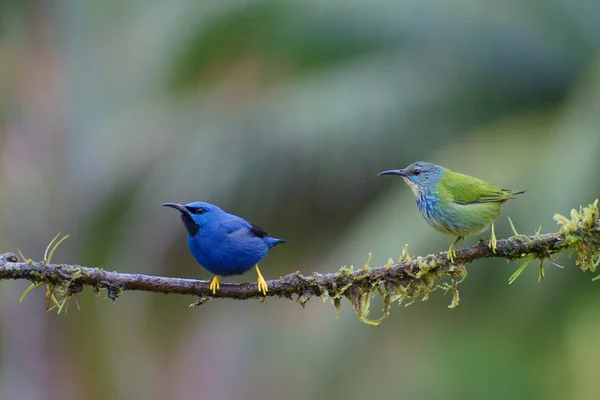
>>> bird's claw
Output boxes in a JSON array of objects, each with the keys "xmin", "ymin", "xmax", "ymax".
[
  {"xmin": 447, "ymin": 247, "xmax": 457, "ymax": 263},
  {"xmin": 257, "ymin": 276, "xmax": 268, "ymax": 296},
  {"xmin": 209, "ymin": 275, "xmax": 221, "ymax": 294},
  {"xmin": 488, "ymin": 223, "xmax": 497, "ymax": 253},
  {"xmin": 447, "ymin": 236, "xmax": 463, "ymax": 264},
  {"xmin": 489, "ymin": 237, "xmax": 497, "ymax": 253},
  {"xmin": 255, "ymin": 264, "xmax": 268, "ymax": 296}
]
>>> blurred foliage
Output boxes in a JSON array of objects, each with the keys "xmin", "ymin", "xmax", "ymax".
[
  {"xmin": 170, "ymin": 1, "xmax": 399, "ymax": 91},
  {"xmin": 1, "ymin": 0, "xmax": 600, "ymax": 399}
]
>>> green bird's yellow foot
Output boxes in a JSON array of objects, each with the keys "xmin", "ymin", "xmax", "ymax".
[
  {"xmin": 209, "ymin": 275, "xmax": 221, "ymax": 294},
  {"xmin": 255, "ymin": 264, "xmax": 268, "ymax": 296},
  {"xmin": 488, "ymin": 223, "xmax": 497, "ymax": 253},
  {"xmin": 447, "ymin": 236, "xmax": 464, "ymax": 263}
]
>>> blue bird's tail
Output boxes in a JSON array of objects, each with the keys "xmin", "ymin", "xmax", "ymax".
[{"xmin": 265, "ymin": 237, "xmax": 289, "ymax": 249}]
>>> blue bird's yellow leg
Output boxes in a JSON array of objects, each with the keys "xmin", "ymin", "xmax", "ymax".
[
  {"xmin": 209, "ymin": 275, "xmax": 221, "ymax": 294},
  {"xmin": 489, "ymin": 223, "xmax": 497, "ymax": 253},
  {"xmin": 447, "ymin": 236, "xmax": 464, "ymax": 263},
  {"xmin": 255, "ymin": 264, "xmax": 268, "ymax": 296}
]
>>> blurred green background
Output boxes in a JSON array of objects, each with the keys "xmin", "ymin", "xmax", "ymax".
[{"xmin": 1, "ymin": 1, "xmax": 600, "ymax": 399}]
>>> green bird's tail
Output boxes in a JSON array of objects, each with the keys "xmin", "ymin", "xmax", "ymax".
[
  {"xmin": 502, "ymin": 189, "xmax": 526, "ymax": 199},
  {"xmin": 478, "ymin": 188, "xmax": 526, "ymax": 203}
]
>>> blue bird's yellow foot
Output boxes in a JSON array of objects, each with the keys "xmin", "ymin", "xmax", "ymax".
[
  {"xmin": 255, "ymin": 264, "xmax": 268, "ymax": 296},
  {"xmin": 489, "ymin": 223, "xmax": 497, "ymax": 253},
  {"xmin": 209, "ymin": 275, "xmax": 221, "ymax": 294},
  {"xmin": 447, "ymin": 236, "xmax": 464, "ymax": 263}
]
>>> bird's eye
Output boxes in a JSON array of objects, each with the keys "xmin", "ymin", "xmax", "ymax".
[
  {"xmin": 413, "ymin": 168, "xmax": 422, "ymax": 176},
  {"xmin": 187, "ymin": 207, "xmax": 206, "ymax": 215}
]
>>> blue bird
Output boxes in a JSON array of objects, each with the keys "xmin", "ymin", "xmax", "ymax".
[{"xmin": 162, "ymin": 201, "xmax": 287, "ymax": 295}]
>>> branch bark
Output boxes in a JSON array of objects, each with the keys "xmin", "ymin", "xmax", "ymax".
[
  {"xmin": 1, "ymin": 200, "xmax": 598, "ymax": 323},
  {"xmin": 0, "ymin": 233, "xmax": 567, "ymax": 299}
]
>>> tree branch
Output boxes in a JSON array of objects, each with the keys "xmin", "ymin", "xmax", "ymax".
[{"xmin": 1, "ymin": 200, "xmax": 599, "ymax": 323}]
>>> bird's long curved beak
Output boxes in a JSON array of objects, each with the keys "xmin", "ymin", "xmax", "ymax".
[
  {"xmin": 377, "ymin": 169, "xmax": 406, "ymax": 177},
  {"xmin": 161, "ymin": 202, "xmax": 188, "ymax": 213}
]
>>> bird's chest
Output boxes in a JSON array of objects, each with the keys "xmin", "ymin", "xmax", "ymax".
[
  {"xmin": 416, "ymin": 195, "xmax": 463, "ymax": 235},
  {"xmin": 415, "ymin": 192, "xmax": 439, "ymax": 223},
  {"xmin": 415, "ymin": 194, "xmax": 499, "ymax": 236},
  {"xmin": 187, "ymin": 230, "xmax": 266, "ymax": 276}
]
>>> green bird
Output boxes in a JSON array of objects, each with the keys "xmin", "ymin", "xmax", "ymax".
[{"xmin": 378, "ymin": 161, "xmax": 525, "ymax": 262}]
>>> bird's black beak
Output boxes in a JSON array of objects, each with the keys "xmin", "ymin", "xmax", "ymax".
[
  {"xmin": 161, "ymin": 202, "xmax": 188, "ymax": 214},
  {"xmin": 377, "ymin": 169, "xmax": 407, "ymax": 177}
]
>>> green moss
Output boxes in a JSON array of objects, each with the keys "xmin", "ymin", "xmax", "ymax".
[
  {"xmin": 331, "ymin": 249, "xmax": 468, "ymax": 325},
  {"xmin": 554, "ymin": 199, "xmax": 600, "ymax": 276}
]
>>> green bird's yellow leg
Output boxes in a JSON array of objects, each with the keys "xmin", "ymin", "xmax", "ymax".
[
  {"xmin": 209, "ymin": 275, "xmax": 221, "ymax": 294},
  {"xmin": 255, "ymin": 264, "xmax": 268, "ymax": 296},
  {"xmin": 447, "ymin": 236, "xmax": 464, "ymax": 263},
  {"xmin": 489, "ymin": 223, "xmax": 497, "ymax": 253}
]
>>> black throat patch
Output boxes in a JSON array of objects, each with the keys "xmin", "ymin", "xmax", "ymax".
[{"xmin": 180, "ymin": 213, "xmax": 199, "ymax": 236}]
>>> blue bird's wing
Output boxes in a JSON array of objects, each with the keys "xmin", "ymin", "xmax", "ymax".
[
  {"xmin": 220, "ymin": 215, "xmax": 283, "ymax": 250},
  {"xmin": 221, "ymin": 215, "xmax": 271, "ymax": 237}
]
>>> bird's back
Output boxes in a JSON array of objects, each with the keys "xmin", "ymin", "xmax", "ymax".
[{"xmin": 439, "ymin": 170, "xmax": 522, "ymax": 204}]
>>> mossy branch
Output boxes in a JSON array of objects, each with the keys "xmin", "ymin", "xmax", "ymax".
[{"xmin": 1, "ymin": 200, "xmax": 599, "ymax": 324}]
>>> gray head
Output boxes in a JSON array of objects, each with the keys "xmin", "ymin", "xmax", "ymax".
[{"xmin": 378, "ymin": 161, "xmax": 445, "ymax": 195}]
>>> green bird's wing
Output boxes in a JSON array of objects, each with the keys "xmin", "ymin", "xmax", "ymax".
[{"xmin": 439, "ymin": 170, "xmax": 523, "ymax": 205}]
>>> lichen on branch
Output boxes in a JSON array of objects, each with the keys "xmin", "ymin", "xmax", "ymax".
[{"xmin": 0, "ymin": 200, "xmax": 599, "ymax": 324}]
